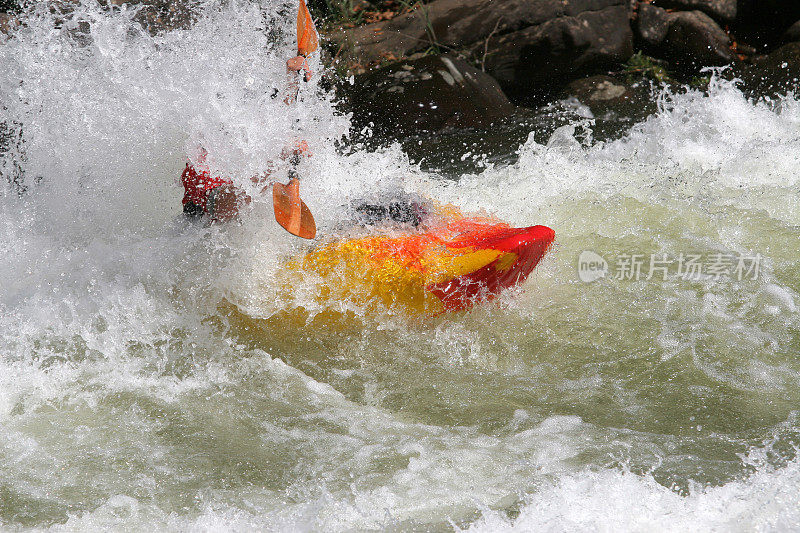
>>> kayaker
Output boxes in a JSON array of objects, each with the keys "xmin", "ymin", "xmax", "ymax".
[
  {"xmin": 180, "ymin": 47, "xmax": 422, "ymax": 229},
  {"xmin": 180, "ymin": 0, "xmax": 419, "ymax": 236},
  {"xmin": 181, "ymin": 56, "xmax": 312, "ymax": 223}
]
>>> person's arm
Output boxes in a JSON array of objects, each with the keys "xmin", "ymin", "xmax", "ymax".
[
  {"xmin": 248, "ymin": 140, "xmax": 311, "ymax": 194},
  {"xmin": 283, "ymin": 55, "xmax": 312, "ymax": 105},
  {"xmin": 214, "ymin": 58, "xmax": 314, "ymax": 221}
]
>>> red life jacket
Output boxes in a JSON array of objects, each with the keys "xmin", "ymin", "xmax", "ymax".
[{"xmin": 180, "ymin": 160, "xmax": 231, "ymax": 213}]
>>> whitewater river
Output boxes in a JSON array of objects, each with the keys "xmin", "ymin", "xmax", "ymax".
[{"xmin": 2, "ymin": 1, "xmax": 799, "ymax": 530}]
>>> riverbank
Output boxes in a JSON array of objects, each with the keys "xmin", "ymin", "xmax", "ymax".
[
  {"xmin": 3, "ymin": 0, "xmax": 800, "ymax": 145},
  {"xmin": 323, "ymin": 0, "xmax": 800, "ymax": 140}
]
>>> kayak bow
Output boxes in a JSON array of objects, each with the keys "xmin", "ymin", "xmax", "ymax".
[{"xmin": 291, "ymin": 212, "xmax": 555, "ymax": 314}]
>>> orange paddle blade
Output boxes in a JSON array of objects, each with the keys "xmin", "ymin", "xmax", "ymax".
[
  {"xmin": 297, "ymin": 0, "xmax": 319, "ymax": 56},
  {"xmin": 273, "ymin": 178, "xmax": 316, "ymax": 239}
]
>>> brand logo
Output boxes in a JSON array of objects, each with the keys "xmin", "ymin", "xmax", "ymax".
[{"xmin": 578, "ymin": 250, "xmax": 608, "ymax": 283}]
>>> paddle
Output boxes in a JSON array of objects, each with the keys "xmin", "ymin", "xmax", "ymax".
[{"xmin": 273, "ymin": 0, "xmax": 318, "ymax": 240}]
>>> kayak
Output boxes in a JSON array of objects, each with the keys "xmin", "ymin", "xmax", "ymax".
[{"xmin": 290, "ymin": 210, "xmax": 555, "ymax": 315}]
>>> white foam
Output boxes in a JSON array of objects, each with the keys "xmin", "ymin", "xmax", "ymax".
[
  {"xmin": 2, "ymin": 2, "xmax": 800, "ymax": 531},
  {"xmin": 464, "ymin": 456, "xmax": 800, "ymax": 532}
]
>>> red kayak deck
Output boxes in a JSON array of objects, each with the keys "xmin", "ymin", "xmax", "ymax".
[
  {"xmin": 427, "ymin": 224, "xmax": 555, "ymax": 311},
  {"xmin": 295, "ymin": 216, "xmax": 555, "ymax": 314}
]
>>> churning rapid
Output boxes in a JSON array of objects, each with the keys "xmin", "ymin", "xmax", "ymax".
[{"xmin": 2, "ymin": 1, "xmax": 800, "ymax": 530}]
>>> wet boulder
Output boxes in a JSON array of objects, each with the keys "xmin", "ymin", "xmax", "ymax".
[
  {"xmin": 652, "ymin": 0, "xmax": 736, "ymax": 22},
  {"xmin": 732, "ymin": 0, "xmax": 800, "ymax": 50},
  {"xmin": 561, "ymin": 0, "xmax": 628, "ymax": 16},
  {"xmin": 0, "ymin": 12, "xmax": 19, "ymax": 35},
  {"xmin": 478, "ymin": 4, "xmax": 634, "ymax": 102},
  {"xmin": 338, "ymin": 54, "xmax": 515, "ymax": 139},
  {"xmin": 0, "ymin": 1, "xmax": 198, "ymax": 35},
  {"xmin": 784, "ymin": 20, "xmax": 800, "ymax": 44},
  {"xmin": 636, "ymin": 4, "xmax": 671, "ymax": 47},
  {"xmin": 635, "ymin": 5, "xmax": 733, "ymax": 71},
  {"xmin": 662, "ymin": 10, "xmax": 732, "ymax": 69},
  {"xmin": 107, "ymin": 0, "xmax": 198, "ymax": 33},
  {"xmin": 736, "ymin": 42, "xmax": 800, "ymax": 98},
  {"xmin": 330, "ymin": 0, "xmax": 634, "ymax": 101},
  {"xmin": 329, "ymin": 0, "xmax": 564, "ymax": 67},
  {"xmin": 563, "ymin": 75, "xmax": 657, "ymax": 122}
]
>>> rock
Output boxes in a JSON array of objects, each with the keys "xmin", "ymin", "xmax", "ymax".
[
  {"xmin": 131, "ymin": 0, "xmax": 198, "ymax": 33},
  {"xmin": 562, "ymin": 0, "xmax": 624, "ymax": 16},
  {"xmin": 662, "ymin": 10, "xmax": 732, "ymax": 68},
  {"xmin": 563, "ymin": 74, "xmax": 657, "ymax": 120},
  {"xmin": 653, "ymin": 0, "xmax": 736, "ymax": 22},
  {"xmin": 567, "ymin": 76, "xmax": 628, "ymax": 102},
  {"xmin": 636, "ymin": 4, "xmax": 671, "ymax": 47},
  {"xmin": 339, "ymin": 54, "xmax": 515, "ymax": 139},
  {"xmin": 99, "ymin": 0, "xmax": 197, "ymax": 34},
  {"xmin": 478, "ymin": 5, "xmax": 634, "ymax": 101},
  {"xmin": 0, "ymin": 12, "xmax": 19, "ymax": 35},
  {"xmin": 734, "ymin": 1, "xmax": 800, "ymax": 50},
  {"xmin": 0, "ymin": 0, "xmax": 20, "ymax": 13},
  {"xmin": 1, "ymin": 1, "xmax": 197, "ymax": 35},
  {"xmin": 330, "ymin": 0, "xmax": 634, "ymax": 101},
  {"xmin": 329, "ymin": 0, "xmax": 565, "ymax": 67},
  {"xmin": 736, "ymin": 42, "xmax": 800, "ymax": 98},
  {"xmin": 784, "ymin": 20, "xmax": 800, "ymax": 44}
]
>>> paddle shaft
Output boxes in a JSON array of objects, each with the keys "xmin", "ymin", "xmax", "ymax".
[
  {"xmin": 272, "ymin": 0, "xmax": 318, "ymax": 239},
  {"xmin": 285, "ymin": 167, "xmax": 302, "ymax": 235}
]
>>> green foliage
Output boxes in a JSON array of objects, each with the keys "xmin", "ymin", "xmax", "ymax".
[
  {"xmin": 623, "ymin": 52, "xmax": 672, "ymax": 84},
  {"xmin": 397, "ymin": 0, "xmax": 439, "ymax": 53},
  {"xmin": 689, "ymin": 75, "xmax": 712, "ymax": 90},
  {"xmin": 318, "ymin": 0, "xmax": 367, "ymax": 25}
]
